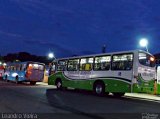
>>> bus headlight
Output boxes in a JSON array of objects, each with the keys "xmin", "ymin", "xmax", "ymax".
[{"xmin": 12, "ymin": 73, "xmax": 18, "ymax": 77}]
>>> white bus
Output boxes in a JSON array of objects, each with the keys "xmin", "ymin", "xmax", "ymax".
[{"xmin": 48, "ymin": 50, "xmax": 156, "ymax": 97}]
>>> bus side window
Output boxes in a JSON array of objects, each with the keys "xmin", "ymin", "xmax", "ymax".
[
  {"xmin": 112, "ymin": 53, "xmax": 133, "ymax": 70},
  {"xmin": 67, "ymin": 59, "xmax": 79, "ymax": 71},
  {"xmin": 57, "ymin": 60, "xmax": 66, "ymax": 71},
  {"xmin": 124, "ymin": 61, "xmax": 132, "ymax": 70},
  {"xmin": 94, "ymin": 56, "xmax": 111, "ymax": 71},
  {"xmin": 80, "ymin": 57, "xmax": 93, "ymax": 71},
  {"xmin": 104, "ymin": 62, "xmax": 110, "ymax": 70}
]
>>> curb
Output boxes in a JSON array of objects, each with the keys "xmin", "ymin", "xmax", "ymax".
[{"xmin": 125, "ymin": 93, "xmax": 160, "ymax": 102}]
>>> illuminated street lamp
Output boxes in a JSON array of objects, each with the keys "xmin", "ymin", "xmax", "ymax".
[
  {"xmin": 47, "ymin": 52, "xmax": 56, "ymax": 76},
  {"xmin": 48, "ymin": 52, "xmax": 54, "ymax": 59},
  {"xmin": 139, "ymin": 38, "xmax": 148, "ymax": 52},
  {"xmin": 3, "ymin": 63, "xmax": 7, "ymax": 66}
]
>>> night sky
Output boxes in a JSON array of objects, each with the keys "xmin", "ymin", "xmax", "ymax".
[{"xmin": 0, "ymin": 0, "xmax": 160, "ymax": 58}]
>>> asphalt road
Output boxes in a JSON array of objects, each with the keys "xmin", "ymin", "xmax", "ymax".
[{"xmin": 0, "ymin": 80, "xmax": 160, "ymax": 119}]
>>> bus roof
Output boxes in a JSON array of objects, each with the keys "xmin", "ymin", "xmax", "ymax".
[
  {"xmin": 53, "ymin": 50, "xmax": 153, "ymax": 61},
  {"xmin": 7, "ymin": 61, "xmax": 45, "ymax": 66}
]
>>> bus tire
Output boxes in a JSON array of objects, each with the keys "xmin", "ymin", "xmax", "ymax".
[
  {"xmin": 15, "ymin": 75, "xmax": 19, "ymax": 84},
  {"xmin": 30, "ymin": 81, "xmax": 36, "ymax": 85},
  {"xmin": 93, "ymin": 81, "xmax": 105, "ymax": 96},
  {"xmin": 55, "ymin": 79, "xmax": 62, "ymax": 90},
  {"xmin": 113, "ymin": 92, "xmax": 125, "ymax": 97}
]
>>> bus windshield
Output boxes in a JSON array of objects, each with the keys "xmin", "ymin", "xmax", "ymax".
[
  {"xmin": 139, "ymin": 52, "xmax": 155, "ymax": 67},
  {"xmin": 28, "ymin": 63, "xmax": 44, "ymax": 71}
]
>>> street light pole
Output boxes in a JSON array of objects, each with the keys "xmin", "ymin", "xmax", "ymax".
[
  {"xmin": 47, "ymin": 52, "xmax": 56, "ymax": 76},
  {"xmin": 146, "ymin": 45, "xmax": 149, "ymax": 53}
]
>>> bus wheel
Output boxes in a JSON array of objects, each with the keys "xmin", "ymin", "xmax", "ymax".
[
  {"xmin": 93, "ymin": 82, "xmax": 105, "ymax": 96},
  {"xmin": 55, "ymin": 79, "xmax": 62, "ymax": 90},
  {"xmin": 15, "ymin": 76, "xmax": 19, "ymax": 84},
  {"xmin": 113, "ymin": 92, "xmax": 125, "ymax": 97},
  {"xmin": 30, "ymin": 81, "xmax": 36, "ymax": 85}
]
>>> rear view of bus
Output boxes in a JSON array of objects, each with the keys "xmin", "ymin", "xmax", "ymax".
[
  {"xmin": 133, "ymin": 51, "xmax": 156, "ymax": 94},
  {"xmin": 25, "ymin": 62, "xmax": 45, "ymax": 85}
]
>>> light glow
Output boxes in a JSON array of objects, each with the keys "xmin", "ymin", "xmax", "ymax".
[
  {"xmin": 139, "ymin": 38, "xmax": 148, "ymax": 47},
  {"xmin": 48, "ymin": 53, "xmax": 54, "ymax": 59},
  {"xmin": 150, "ymin": 57, "xmax": 155, "ymax": 62},
  {"xmin": 29, "ymin": 64, "xmax": 33, "ymax": 67},
  {"xmin": 12, "ymin": 73, "xmax": 18, "ymax": 77},
  {"xmin": 3, "ymin": 63, "xmax": 7, "ymax": 66},
  {"xmin": 33, "ymin": 64, "xmax": 38, "ymax": 67}
]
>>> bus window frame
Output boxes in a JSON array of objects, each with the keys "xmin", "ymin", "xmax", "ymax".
[
  {"xmin": 38, "ymin": 64, "xmax": 45, "ymax": 71},
  {"xmin": 79, "ymin": 57, "xmax": 94, "ymax": 71},
  {"xmin": 111, "ymin": 53, "xmax": 134, "ymax": 71},
  {"xmin": 93, "ymin": 55, "xmax": 111, "ymax": 71},
  {"xmin": 26, "ymin": 63, "xmax": 45, "ymax": 71},
  {"xmin": 138, "ymin": 52, "xmax": 155, "ymax": 67},
  {"xmin": 67, "ymin": 58, "xmax": 80, "ymax": 71},
  {"xmin": 57, "ymin": 60, "xmax": 67, "ymax": 71}
]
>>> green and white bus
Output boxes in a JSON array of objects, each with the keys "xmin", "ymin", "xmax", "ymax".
[
  {"xmin": 48, "ymin": 50, "xmax": 156, "ymax": 97},
  {"xmin": 156, "ymin": 64, "xmax": 160, "ymax": 94}
]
